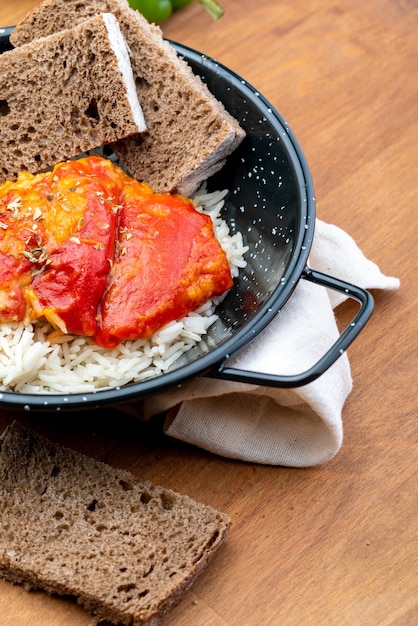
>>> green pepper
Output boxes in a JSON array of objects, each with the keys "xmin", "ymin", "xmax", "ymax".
[
  {"xmin": 128, "ymin": 0, "xmax": 224, "ymax": 23},
  {"xmin": 128, "ymin": 0, "xmax": 173, "ymax": 23},
  {"xmin": 171, "ymin": 0, "xmax": 192, "ymax": 7}
]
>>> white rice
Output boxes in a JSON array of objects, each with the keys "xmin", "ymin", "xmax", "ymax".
[{"xmin": 0, "ymin": 187, "xmax": 248, "ymax": 394}]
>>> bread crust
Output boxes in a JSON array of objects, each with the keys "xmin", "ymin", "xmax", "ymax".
[
  {"xmin": 0, "ymin": 421, "xmax": 231, "ymax": 626},
  {"xmin": 0, "ymin": 13, "xmax": 146, "ymax": 182},
  {"xmin": 10, "ymin": 0, "xmax": 246, "ymax": 193}
]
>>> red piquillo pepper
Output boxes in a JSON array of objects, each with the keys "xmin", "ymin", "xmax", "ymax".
[
  {"xmin": 0, "ymin": 157, "xmax": 123, "ymax": 336},
  {"xmin": 94, "ymin": 176, "xmax": 233, "ymax": 347},
  {"xmin": 0, "ymin": 156, "xmax": 233, "ymax": 346}
]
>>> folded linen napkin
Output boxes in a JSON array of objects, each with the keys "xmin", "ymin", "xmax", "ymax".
[{"xmin": 141, "ymin": 219, "xmax": 399, "ymax": 467}]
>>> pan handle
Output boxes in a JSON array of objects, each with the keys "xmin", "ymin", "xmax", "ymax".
[{"xmin": 213, "ymin": 267, "xmax": 374, "ymax": 388}]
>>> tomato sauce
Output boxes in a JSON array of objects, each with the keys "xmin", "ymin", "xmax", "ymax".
[{"xmin": 0, "ymin": 156, "xmax": 233, "ymax": 345}]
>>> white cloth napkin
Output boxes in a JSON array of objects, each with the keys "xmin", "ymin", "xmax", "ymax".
[{"xmin": 141, "ymin": 219, "xmax": 399, "ymax": 467}]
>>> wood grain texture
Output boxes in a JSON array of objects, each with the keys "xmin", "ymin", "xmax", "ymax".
[{"xmin": 0, "ymin": 1, "xmax": 417, "ymax": 625}]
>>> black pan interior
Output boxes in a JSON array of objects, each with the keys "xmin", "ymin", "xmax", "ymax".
[
  {"xmin": 163, "ymin": 42, "xmax": 315, "ymax": 365},
  {"xmin": 0, "ymin": 32, "xmax": 315, "ymax": 409}
]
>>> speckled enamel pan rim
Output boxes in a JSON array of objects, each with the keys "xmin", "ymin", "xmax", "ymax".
[{"xmin": 0, "ymin": 34, "xmax": 315, "ymax": 410}]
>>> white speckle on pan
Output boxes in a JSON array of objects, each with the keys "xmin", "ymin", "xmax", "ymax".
[{"xmin": 24, "ymin": 405, "xmax": 30, "ymax": 411}]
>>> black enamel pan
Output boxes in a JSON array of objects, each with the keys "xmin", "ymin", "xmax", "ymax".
[{"xmin": 0, "ymin": 30, "xmax": 373, "ymax": 411}]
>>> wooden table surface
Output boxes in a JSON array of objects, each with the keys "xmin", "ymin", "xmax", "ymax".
[{"xmin": 0, "ymin": 1, "xmax": 417, "ymax": 625}]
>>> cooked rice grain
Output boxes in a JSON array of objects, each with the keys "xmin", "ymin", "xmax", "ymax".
[{"xmin": 0, "ymin": 187, "xmax": 248, "ymax": 394}]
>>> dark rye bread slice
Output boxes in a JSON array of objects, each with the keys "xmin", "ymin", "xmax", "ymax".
[
  {"xmin": 10, "ymin": 0, "xmax": 246, "ymax": 194},
  {"xmin": 0, "ymin": 422, "xmax": 231, "ymax": 626},
  {"xmin": 0, "ymin": 13, "xmax": 146, "ymax": 182}
]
